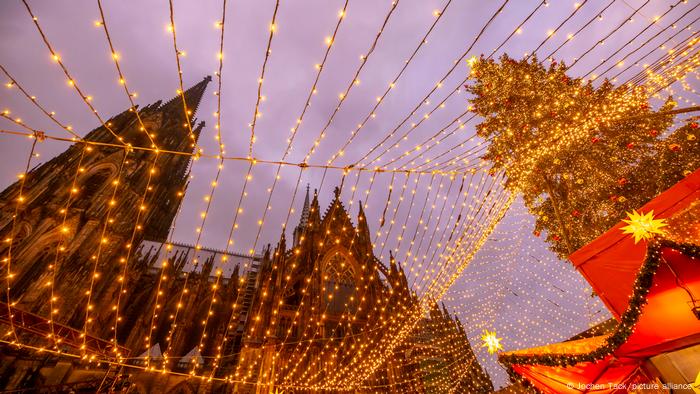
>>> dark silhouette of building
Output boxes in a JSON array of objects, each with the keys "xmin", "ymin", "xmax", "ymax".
[{"xmin": 0, "ymin": 78, "xmax": 491, "ymax": 393}]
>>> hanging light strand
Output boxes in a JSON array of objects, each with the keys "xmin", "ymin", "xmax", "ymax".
[
  {"xmin": 353, "ymin": 0, "xmax": 511, "ymax": 169},
  {"xmin": 326, "ymin": 0, "xmax": 455, "ymax": 165},
  {"xmin": 95, "ymin": 0, "xmax": 159, "ymax": 149},
  {"xmin": 302, "ymin": 0, "xmax": 402, "ymax": 164},
  {"xmin": 247, "ymin": 0, "xmax": 281, "ymax": 158},
  {"xmin": 0, "ymin": 64, "xmax": 82, "ymax": 140},
  {"xmin": 167, "ymin": 0, "xmax": 204, "ymax": 154},
  {"xmin": 20, "ymin": 0, "xmax": 128, "ymax": 145}
]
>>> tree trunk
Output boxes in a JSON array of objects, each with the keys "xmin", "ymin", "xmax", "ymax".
[{"xmin": 542, "ymin": 174, "xmax": 575, "ymax": 255}]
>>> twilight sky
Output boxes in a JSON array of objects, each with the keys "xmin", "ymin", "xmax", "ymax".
[{"xmin": 1, "ymin": 0, "xmax": 698, "ymax": 387}]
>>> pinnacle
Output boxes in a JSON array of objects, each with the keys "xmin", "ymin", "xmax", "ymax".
[{"xmin": 160, "ymin": 76, "xmax": 212, "ymax": 120}]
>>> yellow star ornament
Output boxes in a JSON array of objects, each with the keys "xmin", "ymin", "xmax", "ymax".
[
  {"xmin": 481, "ymin": 330, "xmax": 503, "ymax": 354},
  {"xmin": 620, "ymin": 210, "xmax": 667, "ymax": 244},
  {"xmin": 693, "ymin": 370, "xmax": 700, "ymax": 394}
]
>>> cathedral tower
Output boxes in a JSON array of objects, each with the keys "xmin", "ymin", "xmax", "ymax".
[
  {"xmin": 0, "ymin": 80, "xmax": 493, "ymax": 393},
  {"xmin": 0, "ymin": 77, "xmax": 211, "ymax": 338}
]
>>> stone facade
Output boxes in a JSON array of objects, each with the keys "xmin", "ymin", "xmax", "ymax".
[{"xmin": 0, "ymin": 78, "xmax": 491, "ymax": 393}]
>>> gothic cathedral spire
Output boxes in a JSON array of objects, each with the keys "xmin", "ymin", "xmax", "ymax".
[
  {"xmin": 292, "ymin": 184, "xmax": 311, "ymax": 247},
  {"xmin": 0, "ymin": 77, "xmax": 211, "ymax": 331}
]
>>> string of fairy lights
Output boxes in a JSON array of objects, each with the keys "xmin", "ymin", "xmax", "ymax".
[
  {"xmin": 157, "ymin": 0, "xmax": 280, "ymax": 375},
  {"xmin": 305, "ymin": 181, "xmax": 509, "ymax": 388},
  {"xmin": 167, "ymin": 0, "xmax": 204, "ymax": 155},
  {"xmin": 582, "ymin": 0, "xmax": 693, "ymax": 79},
  {"xmin": 208, "ymin": 3, "xmax": 357, "ymax": 379},
  {"xmin": 622, "ymin": 29, "xmax": 699, "ymax": 85},
  {"xmin": 155, "ymin": 1, "xmax": 227, "ymax": 367},
  {"xmin": 304, "ymin": 172, "xmax": 476, "ymax": 384},
  {"xmin": 443, "ymin": 202, "xmax": 610, "ymax": 386},
  {"xmin": 368, "ymin": 0, "xmax": 598, "ymax": 174},
  {"xmin": 326, "ymin": 0, "xmax": 454, "ymax": 165},
  {"xmin": 0, "ymin": 64, "xmax": 82, "ymax": 140},
  {"xmin": 96, "ymin": 0, "xmax": 160, "ymax": 151},
  {"xmin": 357, "ymin": 0, "xmax": 610, "ymax": 173},
  {"xmin": 351, "ymin": 0, "xmax": 510, "ymax": 171},
  {"xmin": 1, "ymin": 0, "xmax": 698, "ymax": 391},
  {"xmin": 173, "ymin": 0, "xmax": 230, "ymax": 374},
  {"xmin": 200, "ymin": 0, "xmax": 340, "ymax": 380},
  {"xmin": 18, "ymin": 1, "xmax": 128, "ymax": 146},
  {"xmin": 611, "ymin": 22, "xmax": 698, "ymax": 82},
  {"xmin": 390, "ymin": 0, "xmax": 697, "ymax": 176},
  {"xmin": 301, "ymin": 0, "xmax": 401, "ymax": 164},
  {"xmin": 641, "ymin": 38, "xmax": 700, "ymax": 93}
]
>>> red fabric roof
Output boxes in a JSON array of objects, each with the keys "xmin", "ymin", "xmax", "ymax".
[
  {"xmin": 511, "ymin": 360, "xmax": 649, "ymax": 394},
  {"xmin": 502, "ymin": 168, "xmax": 700, "ymax": 393},
  {"xmin": 504, "ymin": 247, "xmax": 700, "ymax": 392},
  {"xmin": 569, "ymin": 168, "xmax": 700, "ymax": 318}
]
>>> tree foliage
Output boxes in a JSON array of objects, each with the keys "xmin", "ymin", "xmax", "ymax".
[{"xmin": 467, "ymin": 54, "xmax": 698, "ymax": 258}]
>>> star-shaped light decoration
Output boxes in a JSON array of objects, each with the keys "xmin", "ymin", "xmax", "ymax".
[
  {"xmin": 481, "ymin": 330, "xmax": 503, "ymax": 354},
  {"xmin": 620, "ymin": 209, "xmax": 667, "ymax": 244}
]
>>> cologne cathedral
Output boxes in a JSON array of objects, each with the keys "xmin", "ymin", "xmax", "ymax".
[{"xmin": 0, "ymin": 78, "xmax": 492, "ymax": 393}]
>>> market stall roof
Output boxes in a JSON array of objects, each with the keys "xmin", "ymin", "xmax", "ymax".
[
  {"xmin": 501, "ymin": 244, "xmax": 700, "ymax": 392},
  {"xmin": 504, "ymin": 335, "xmax": 610, "ymax": 358},
  {"xmin": 570, "ymin": 168, "xmax": 700, "ymax": 318},
  {"xmin": 509, "ymin": 359, "xmax": 649, "ymax": 394},
  {"xmin": 500, "ymin": 168, "xmax": 700, "ymax": 393}
]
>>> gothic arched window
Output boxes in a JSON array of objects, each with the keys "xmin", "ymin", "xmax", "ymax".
[{"xmin": 323, "ymin": 253, "xmax": 357, "ymax": 315}]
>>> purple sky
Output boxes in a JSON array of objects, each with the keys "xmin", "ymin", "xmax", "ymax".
[{"xmin": 1, "ymin": 0, "xmax": 697, "ymax": 387}]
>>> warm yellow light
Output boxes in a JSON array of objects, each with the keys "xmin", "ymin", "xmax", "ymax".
[
  {"xmin": 620, "ymin": 210, "xmax": 667, "ymax": 243},
  {"xmin": 481, "ymin": 330, "xmax": 503, "ymax": 354}
]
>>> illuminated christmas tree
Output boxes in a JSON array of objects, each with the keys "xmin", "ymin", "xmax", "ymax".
[
  {"xmin": 655, "ymin": 119, "xmax": 700, "ymax": 191},
  {"xmin": 466, "ymin": 55, "xmax": 691, "ymax": 258}
]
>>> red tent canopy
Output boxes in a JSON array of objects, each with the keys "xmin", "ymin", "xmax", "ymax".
[
  {"xmin": 570, "ymin": 168, "xmax": 700, "ymax": 318},
  {"xmin": 500, "ymin": 168, "xmax": 700, "ymax": 393}
]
